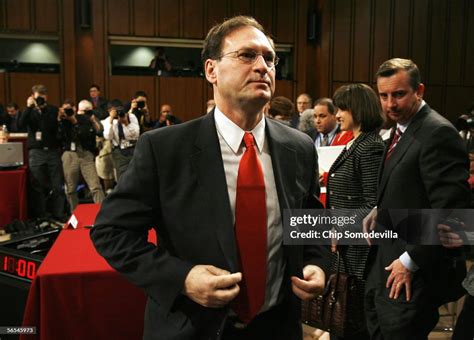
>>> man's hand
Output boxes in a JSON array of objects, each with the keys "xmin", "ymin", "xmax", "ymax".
[
  {"xmin": 362, "ymin": 207, "xmax": 378, "ymax": 245},
  {"xmin": 58, "ymin": 108, "xmax": 66, "ymax": 121},
  {"xmin": 130, "ymin": 99, "xmax": 138, "ymax": 111},
  {"xmin": 291, "ymin": 265, "xmax": 325, "ymax": 301},
  {"xmin": 438, "ymin": 223, "xmax": 464, "ymax": 248},
  {"xmin": 183, "ymin": 265, "xmax": 242, "ymax": 308},
  {"xmin": 109, "ymin": 109, "xmax": 117, "ymax": 122},
  {"xmin": 27, "ymin": 96, "xmax": 36, "ymax": 108},
  {"xmin": 385, "ymin": 259, "xmax": 412, "ymax": 301}
]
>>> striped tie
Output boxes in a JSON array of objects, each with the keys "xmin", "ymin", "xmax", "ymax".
[{"xmin": 385, "ymin": 127, "xmax": 403, "ymax": 160}]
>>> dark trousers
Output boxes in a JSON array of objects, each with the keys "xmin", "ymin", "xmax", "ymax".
[
  {"xmin": 28, "ymin": 148, "xmax": 66, "ymax": 219},
  {"xmin": 223, "ymin": 302, "xmax": 302, "ymax": 340},
  {"xmin": 111, "ymin": 147, "xmax": 134, "ymax": 180},
  {"xmin": 364, "ymin": 272, "xmax": 439, "ymax": 340},
  {"xmin": 452, "ymin": 294, "xmax": 474, "ymax": 340}
]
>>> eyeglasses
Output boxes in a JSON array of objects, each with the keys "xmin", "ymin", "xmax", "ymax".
[{"xmin": 218, "ymin": 49, "xmax": 279, "ymax": 68}]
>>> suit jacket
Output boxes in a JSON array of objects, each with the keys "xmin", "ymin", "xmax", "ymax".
[
  {"xmin": 372, "ymin": 104, "xmax": 470, "ymax": 305},
  {"xmin": 90, "ymin": 96, "xmax": 108, "ymax": 120},
  {"xmin": 91, "ymin": 111, "xmax": 330, "ymax": 340},
  {"xmin": 311, "ymin": 125, "xmax": 353, "ymax": 147},
  {"xmin": 327, "ymin": 131, "xmax": 384, "ymax": 211}
]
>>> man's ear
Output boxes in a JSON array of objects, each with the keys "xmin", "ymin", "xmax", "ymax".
[
  {"xmin": 205, "ymin": 59, "xmax": 217, "ymax": 85},
  {"xmin": 416, "ymin": 83, "xmax": 425, "ymax": 99}
]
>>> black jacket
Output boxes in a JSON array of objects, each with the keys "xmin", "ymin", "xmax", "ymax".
[
  {"xmin": 91, "ymin": 111, "xmax": 330, "ymax": 340},
  {"xmin": 19, "ymin": 105, "xmax": 60, "ymax": 150}
]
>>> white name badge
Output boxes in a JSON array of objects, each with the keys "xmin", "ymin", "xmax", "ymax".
[
  {"xmin": 35, "ymin": 131, "xmax": 42, "ymax": 141},
  {"xmin": 70, "ymin": 142, "xmax": 76, "ymax": 151}
]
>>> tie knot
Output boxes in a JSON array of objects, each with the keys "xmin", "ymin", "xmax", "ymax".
[
  {"xmin": 243, "ymin": 132, "xmax": 255, "ymax": 148},
  {"xmin": 396, "ymin": 127, "xmax": 403, "ymax": 137}
]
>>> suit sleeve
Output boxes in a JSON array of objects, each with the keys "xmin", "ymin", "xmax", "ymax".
[
  {"xmin": 90, "ymin": 133, "xmax": 194, "ymax": 314},
  {"xmin": 303, "ymin": 141, "xmax": 331, "ymax": 275},
  {"xmin": 406, "ymin": 124, "xmax": 470, "ymax": 267}
]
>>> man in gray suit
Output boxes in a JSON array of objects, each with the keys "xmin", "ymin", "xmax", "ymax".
[
  {"xmin": 363, "ymin": 58, "xmax": 470, "ymax": 339},
  {"xmin": 91, "ymin": 16, "xmax": 329, "ymax": 340}
]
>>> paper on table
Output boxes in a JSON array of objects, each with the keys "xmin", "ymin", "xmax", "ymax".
[{"xmin": 318, "ymin": 145, "xmax": 345, "ymax": 172}]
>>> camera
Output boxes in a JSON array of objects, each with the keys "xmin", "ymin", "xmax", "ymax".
[
  {"xmin": 136, "ymin": 101, "xmax": 145, "ymax": 110},
  {"xmin": 35, "ymin": 96, "xmax": 46, "ymax": 106},
  {"xmin": 456, "ymin": 115, "xmax": 474, "ymax": 131},
  {"xmin": 83, "ymin": 109, "xmax": 93, "ymax": 117},
  {"xmin": 117, "ymin": 109, "xmax": 126, "ymax": 118},
  {"xmin": 64, "ymin": 108, "xmax": 74, "ymax": 117}
]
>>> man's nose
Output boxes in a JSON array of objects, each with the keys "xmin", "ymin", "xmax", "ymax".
[
  {"xmin": 253, "ymin": 55, "xmax": 270, "ymax": 73},
  {"xmin": 388, "ymin": 96, "xmax": 397, "ymax": 107}
]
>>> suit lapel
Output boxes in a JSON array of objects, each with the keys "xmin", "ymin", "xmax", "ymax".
[
  {"xmin": 190, "ymin": 111, "xmax": 238, "ymax": 272},
  {"xmin": 330, "ymin": 132, "xmax": 367, "ymax": 173},
  {"xmin": 266, "ymin": 119, "xmax": 297, "ymax": 213},
  {"xmin": 377, "ymin": 106, "xmax": 430, "ymax": 203},
  {"xmin": 266, "ymin": 119, "xmax": 301, "ymax": 274}
]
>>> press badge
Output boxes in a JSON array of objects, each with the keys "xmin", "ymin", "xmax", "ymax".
[
  {"xmin": 70, "ymin": 142, "xmax": 76, "ymax": 151},
  {"xmin": 35, "ymin": 131, "xmax": 42, "ymax": 141}
]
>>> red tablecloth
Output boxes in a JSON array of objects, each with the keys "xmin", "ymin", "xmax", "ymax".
[
  {"xmin": 21, "ymin": 204, "xmax": 156, "ymax": 340},
  {"xmin": 0, "ymin": 166, "xmax": 27, "ymax": 228}
]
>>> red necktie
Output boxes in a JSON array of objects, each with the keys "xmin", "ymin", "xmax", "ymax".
[
  {"xmin": 233, "ymin": 132, "xmax": 267, "ymax": 323},
  {"xmin": 385, "ymin": 127, "xmax": 403, "ymax": 160}
]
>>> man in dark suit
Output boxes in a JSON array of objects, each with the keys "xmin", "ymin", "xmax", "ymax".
[
  {"xmin": 311, "ymin": 97, "xmax": 353, "ymax": 148},
  {"xmin": 91, "ymin": 16, "xmax": 329, "ymax": 340},
  {"xmin": 88, "ymin": 84, "xmax": 108, "ymax": 119},
  {"xmin": 363, "ymin": 58, "xmax": 470, "ymax": 339}
]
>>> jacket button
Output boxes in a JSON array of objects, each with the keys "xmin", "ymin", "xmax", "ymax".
[{"xmin": 331, "ymin": 173, "xmax": 335, "ymax": 177}]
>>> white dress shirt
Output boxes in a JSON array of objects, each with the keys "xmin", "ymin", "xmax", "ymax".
[
  {"xmin": 214, "ymin": 107, "xmax": 285, "ymax": 314},
  {"xmin": 102, "ymin": 113, "xmax": 140, "ymax": 148}
]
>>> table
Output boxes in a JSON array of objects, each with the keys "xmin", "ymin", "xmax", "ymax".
[
  {"xmin": 21, "ymin": 204, "xmax": 156, "ymax": 340},
  {"xmin": 0, "ymin": 166, "xmax": 27, "ymax": 228}
]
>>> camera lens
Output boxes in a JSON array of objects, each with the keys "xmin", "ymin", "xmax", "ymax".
[
  {"xmin": 137, "ymin": 101, "xmax": 145, "ymax": 109},
  {"xmin": 65, "ymin": 108, "xmax": 74, "ymax": 116},
  {"xmin": 36, "ymin": 97, "xmax": 46, "ymax": 106}
]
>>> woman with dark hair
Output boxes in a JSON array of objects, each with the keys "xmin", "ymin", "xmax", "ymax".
[
  {"xmin": 326, "ymin": 83, "xmax": 385, "ymax": 340},
  {"xmin": 268, "ymin": 95, "xmax": 295, "ymax": 125}
]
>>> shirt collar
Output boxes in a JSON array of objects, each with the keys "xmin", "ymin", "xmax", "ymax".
[
  {"xmin": 214, "ymin": 106, "xmax": 265, "ymax": 154},
  {"xmin": 396, "ymin": 100, "xmax": 426, "ymax": 133}
]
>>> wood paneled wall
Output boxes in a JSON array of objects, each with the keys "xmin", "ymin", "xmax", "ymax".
[
  {"xmin": 1, "ymin": 0, "xmax": 59, "ymax": 33},
  {"xmin": 316, "ymin": 0, "xmax": 474, "ymax": 121},
  {"xmin": 104, "ymin": 0, "xmax": 296, "ymax": 43},
  {"xmin": 1, "ymin": 0, "xmax": 473, "ymax": 123},
  {"xmin": 88, "ymin": 0, "xmax": 303, "ymax": 121},
  {"xmin": 8, "ymin": 73, "xmax": 61, "ymax": 107}
]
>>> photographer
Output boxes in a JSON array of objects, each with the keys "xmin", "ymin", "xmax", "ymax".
[
  {"xmin": 58, "ymin": 99, "xmax": 105, "ymax": 212},
  {"xmin": 18, "ymin": 84, "xmax": 66, "ymax": 222},
  {"xmin": 102, "ymin": 99, "xmax": 139, "ymax": 180},
  {"xmin": 148, "ymin": 46, "xmax": 172, "ymax": 76},
  {"xmin": 128, "ymin": 91, "xmax": 154, "ymax": 133}
]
